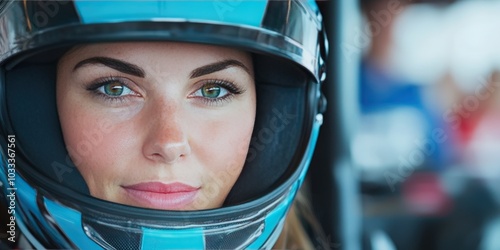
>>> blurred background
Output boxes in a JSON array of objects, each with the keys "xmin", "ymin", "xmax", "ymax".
[{"xmin": 311, "ymin": 0, "xmax": 500, "ymax": 249}]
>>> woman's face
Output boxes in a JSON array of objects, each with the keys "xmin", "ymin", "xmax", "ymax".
[{"xmin": 56, "ymin": 42, "xmax": 256, "ymax": 210}]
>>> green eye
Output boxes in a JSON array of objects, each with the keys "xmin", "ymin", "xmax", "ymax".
[
  {"xmin": 201, "ymin": 83, "xmax": 223, "ymax": 98},
  {"xmin": 191, "ymin": 80, "xmax": 239, "ymax": 105},
  {"xmin": 95, "ymin": 80, "xmax": 134, "ymax": 97},
  {"xmin": 104, "ymin": 81, "xmax": 125, "ymax": 96}
]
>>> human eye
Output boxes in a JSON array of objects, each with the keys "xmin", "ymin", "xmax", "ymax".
[
  {"xmin": 86, "ymin": 77, "xmax": 140, "ymax": 103},
  {"xmin": 191, "ymin": 80, "xmax": 244, "ymax": 106}
]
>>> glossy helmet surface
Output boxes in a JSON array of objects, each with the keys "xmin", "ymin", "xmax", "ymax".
[{"xmin": 0, "ymin": 0, "xmax": 327, "ymax": 249}]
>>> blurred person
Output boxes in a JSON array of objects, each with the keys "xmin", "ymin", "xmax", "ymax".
[{"xmin": 357, "ymin": 0, "xmax": 448, "ymax": 181}]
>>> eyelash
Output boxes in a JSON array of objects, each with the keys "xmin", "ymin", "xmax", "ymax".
[
  {"xmin": 86, "ymin": 76, "xmax": 137, "ymax": 104},
  {"xmin": 191, "ymin": 79, "xmax": 244, "ymax": 106},
  {"xmin": 85, "ymin": 77, "xmax": 245, "ymax": 105}
]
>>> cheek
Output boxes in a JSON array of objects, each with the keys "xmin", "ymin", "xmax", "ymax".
[
  {"xmin": 190, "ymin": 112, "xmax": 253, "ymax": 209},
  {"xmin": 194, "ymin": 106, "xmax": 255, "ymax": 188},
  {"xmin": 58, "ymin": 105, "xmax": 136, "ymax": 193}
]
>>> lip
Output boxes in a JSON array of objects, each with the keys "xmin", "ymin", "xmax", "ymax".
[{"xmin": 122, "ymin": 182, "xmax": 199, "ymax": 210}]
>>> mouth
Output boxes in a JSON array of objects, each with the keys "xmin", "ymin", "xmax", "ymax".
[{"xmin": 122, "ymin": 182, "xmax": 200, "ymax": 210}]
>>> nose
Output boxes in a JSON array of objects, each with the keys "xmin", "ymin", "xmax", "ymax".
[{"xmin": 142, "ymin": 101, "xmax": 191, "ymax": 164}]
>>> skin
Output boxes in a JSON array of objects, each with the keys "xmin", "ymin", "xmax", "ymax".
[{"xmin": 56, "ymin": 42, "xmax": 256, "ymax": 210}]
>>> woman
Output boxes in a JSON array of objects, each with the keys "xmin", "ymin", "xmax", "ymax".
[
  {"xmin": 0, "ymin": 0, "xmax": 328, "ymax": 249},
  {"xmin": 56, "ymin": 42, "xmax": 256, "ymax": 211}
]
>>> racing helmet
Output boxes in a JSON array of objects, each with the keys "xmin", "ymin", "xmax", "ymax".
[{"xmin": 0, "ymin": 0, "xmax": 328, "ymax": 249}]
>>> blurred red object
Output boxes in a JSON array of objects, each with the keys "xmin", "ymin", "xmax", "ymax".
[{"xmin": 402, "ymin": 172, "xmax": 452, "ymax": 216}]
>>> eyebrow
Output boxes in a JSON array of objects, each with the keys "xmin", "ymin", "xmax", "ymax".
[
  {"xmin": 73, "ymin": 57, "xmax": 145, "ymax": 78},
  {"xmin": 73, "ymin": 57, "xmax": 250, "ymax": 79},
  {"xmin": 189, "ymin": 59, "xmax": 251, "ymax": 78}
]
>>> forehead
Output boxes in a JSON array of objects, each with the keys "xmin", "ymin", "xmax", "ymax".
[{"xmin": 60, "ymin": 42, "xmax": 252, "ymax": 66}]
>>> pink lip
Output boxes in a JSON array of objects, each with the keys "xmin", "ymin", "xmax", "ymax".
[{"xmin": 122, "ymin": 182, "xmax": 199, "ymax": 210}]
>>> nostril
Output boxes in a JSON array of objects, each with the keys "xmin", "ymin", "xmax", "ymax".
[
  {"xmin": 144, "ymin": 141, "xmax": 191, "ymax": 164},
  {"xmin": 150, "ymin": 153, "xmax": 165, "ymax": 161}
]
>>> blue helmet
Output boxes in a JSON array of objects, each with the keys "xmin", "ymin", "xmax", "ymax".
[{"xmin": 0, "ymin": 0, "xmax": 327, "ymax": 248}]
